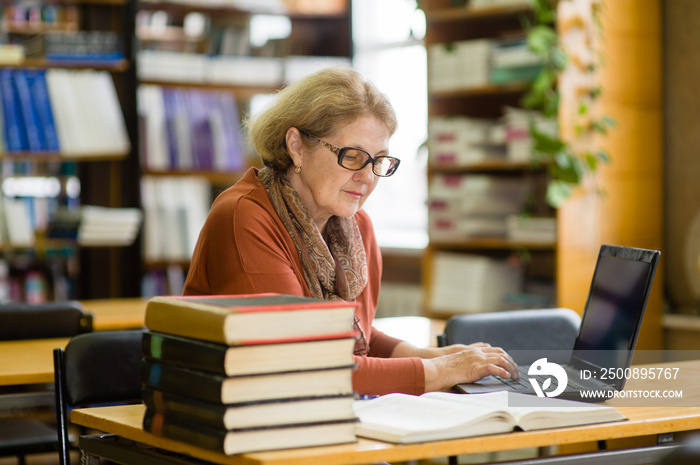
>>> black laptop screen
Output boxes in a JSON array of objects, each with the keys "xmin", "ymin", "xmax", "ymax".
[{"xmin": 572, "ymin": 245, "xmax": 659, "ymax": 375}]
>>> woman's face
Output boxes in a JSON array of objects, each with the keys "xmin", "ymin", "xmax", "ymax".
[{"xmin": 286, "ymin": 116, "xmax": 390, "ymax": 232}]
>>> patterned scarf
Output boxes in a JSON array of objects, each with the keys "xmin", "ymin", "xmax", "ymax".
[{"xmin": 258, "ymin": 167, "xmax": 369, "ymax": 354}]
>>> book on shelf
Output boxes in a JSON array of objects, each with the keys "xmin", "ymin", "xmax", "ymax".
[
  {"xmin": 140, "ymin": 176, "xmax": 210, "ymax": 263},
  {"xmin": 76, "ymin": 205, "xmax": 143, "ymax": 247},
  {"xmin": 137, "ymin": 85, "xmax": 169, "ymax": 171},
  {"xmin": 428, "ymin": 116, "xmax": 506, "ymax": 167},
  {"xmin": 428, "ymin": 251, "xmax": 523, "ymax": 314},
  {"xmin": 138, "ymin": 85, "xmax": 246, "ymax": 173},
  {"xmin": 140, "ymin": 360, "xmax": 355, "ymax": 404},
  {"xmin": 44, "ymin": 68, "xmax": 130, "ymax": 156},
  {"xmin": 141, "ymin": 386, "xmax": 356, "ymax": 430},
  {"xmin": 490, "ymin": 38, "xmax": 543, "ymax": 85},
  {"xmin": 143, "ymin": 293, "xmax": 357, "ymax": 345},
  {"xmin": 428, "ymin": 39, "xmax": 491, "ymax": 92},
  {"xmin": 0, "ymin": 45, "xmax": 24, "ymax": 65},
  {"xmin": 506, "ymin": 215, "xmax": 557, "ymax": 244},
  {"xmin": 2, "ymin": 197, "xmax": 35, "ymax": 247},
  {"xmin": 0, "ymin": 68, "xmax": 26, "ymax": 152},
  {"xmin": 26, "ymin": 69, "xmax": 60, "ymax": 152},
  {"xmin": 142, "ymin": 408, "xmax": 357, "ymax": 455},
  {"xmin": 141, "ymin": 265, "xmax": 186, "ymax": 297},
  {"xmin": 142, "ymin": 330, "xmax": 357, "ymax": 377},
  {"xmin": 13, "ymin": 69, "xmax": 44, "ymax": 152},
  {"xmin": 353, "ymin": 391, "xmax": 626, "ymax": 444},
  {"xmin": 44, "ymin": 31, "xmax": 124, "ymax": 65}
]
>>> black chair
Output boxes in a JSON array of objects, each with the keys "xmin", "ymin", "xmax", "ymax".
[
  {"xmin": 437, "ymin": 308, "xmax": 582, "ymax": 465},
  {"xmin": 0, "ymin": 300, "xmax": 93, "ymax": 340},
  {"xmin": 437, "ymin": 307, "xmax": 581, "ymax": 365},
  {"xmin": 0, "ymin": 301, "xmax": 93, "ymax": 465},
  {"xmin": 53, "ymin": 329, "xmax": 144, "ymax": 465}
]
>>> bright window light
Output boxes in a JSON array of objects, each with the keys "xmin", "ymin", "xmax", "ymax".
[
  {"xmin": 3, "ymin": 177, "xmax": 61, "ymax": 198},
  {"xmin": 353, "ymin": 0, "xmax": 428, "ymax": 250},
  {"xmin": 249, "ymin": 15, "xmax": 292, "ymax": 48}
]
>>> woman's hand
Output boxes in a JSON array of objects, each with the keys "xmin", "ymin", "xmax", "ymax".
[
  {"xmin": 422, "ymin": 343, "xmax": 519, "ymax": 392},
  {"xmin": 391, "ymin": 341, "xmax": 519, "ymax": 392}
]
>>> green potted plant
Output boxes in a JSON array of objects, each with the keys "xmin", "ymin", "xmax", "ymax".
[{"xmin": 521, "ymin": 0, "xmax": 614, "ymax": 208}]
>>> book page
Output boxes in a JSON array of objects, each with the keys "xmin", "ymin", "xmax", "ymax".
[
  {"xmin": 422, "ymin": 391, "xmax": 625, "ymax": 430},
  {"xmin": 353, "ymin": 393, "xmax": 514, "ymax": 443}
]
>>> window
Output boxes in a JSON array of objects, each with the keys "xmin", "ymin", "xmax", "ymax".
[{"xmin": 352, "ymin": 0, "xmax": 428, "ymax": 249}]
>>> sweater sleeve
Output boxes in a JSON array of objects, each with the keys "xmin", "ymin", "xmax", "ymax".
[{"xmin": 352, "ymin": 353, "xmax": 425, "ymax": 396}]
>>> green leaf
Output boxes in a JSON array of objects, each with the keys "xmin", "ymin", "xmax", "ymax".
[
  {"xmin": 531, "ymin": 68, "xmax": 556, "ymax": 94},
  {"xmin": 591, "ymin": 119, "xmax": 609, "ymax": 135},
  {"xmin": 578, "ymin": 102, "xmax": 588, "ymax": 115},
  {"xmin": 542, "ymin": 91, "xmax": 559, "ymax": 117},
  {"xmin": 546, "ymin": 180, "xmax": 572, "ymax": 208},
  {"xmin": 585, "ymin": 151, "xmax": 598, "ymax": 171},
  {"xmin": 530, "ymin": 124, "xmax": 565, "ymax": 154},
  {"xmin": 521, "ymin": 91, "xmax": 543, "ymax": 109},
  {"xmin": 550, "ymin": 153, "xmax": 584, "ymax": 184},
  {"xmin": 597, "ymin": 150, "xmax": 610, "ymax": 163},
  {"xmin": 531, "ymin": 0, "xmax": 556, "ymax": 25},
  {"xmin": 553, "ymin": 150, "xmax": 571, "ymax": 168},
  {"xmin": 551, "ymin": 48, "xmax": 568, "ymax": 70},
  {"xmin": 528, "ymin": 25, "xmax": 557, "ymax": 55},
  {"xmin": 602, "ymin": 115, "xmax": 616, "ymax": 127}
]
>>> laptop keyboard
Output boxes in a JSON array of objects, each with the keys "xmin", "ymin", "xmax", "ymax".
[{"xmin": 496, "ymin": 369, "xmax": 587, "ymax": 391}]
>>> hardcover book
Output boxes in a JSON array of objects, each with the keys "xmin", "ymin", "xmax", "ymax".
[
  {"xmin": 140, "ymin": 360, "xmax": 354, "ymax": 404},
  {"xmin": 143, "ymin": 294, "xmax": 356, "ymax": 345},
  {"xmin": 141, "ymin": 387, "xmax": 356, "ymax": 430},
  {"xmin": 142, "ymin": 408, "xmax": 357, "ymax": 455},
  {"xmin": 142, "ymin": 330, "xmax": 357, "ymax": 376},
  {"xmin": 354, "ymin": 391, "xmax": 626, "ymax": 444}
]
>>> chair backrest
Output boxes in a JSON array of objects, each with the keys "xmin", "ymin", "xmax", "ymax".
[
  {"xmin": 53, "ymin": 329, "xmax": 144, "ymax": 465},
  {"xmin": 0, "ymin": 301, "xmax": 93, "ymax": 340},
  {"xmin": 439, "ymin": 308, "xmax": 581, "ymax": 365}
]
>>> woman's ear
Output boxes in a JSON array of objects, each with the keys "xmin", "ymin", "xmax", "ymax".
[{"xmin": 286, "ymin": 127, "xmax": 304, "ymax": 168}]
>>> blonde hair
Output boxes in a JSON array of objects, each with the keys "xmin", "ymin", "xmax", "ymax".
[{"xmin": 245, "ymin": 66, "xmax": 398, "ymax": 171}]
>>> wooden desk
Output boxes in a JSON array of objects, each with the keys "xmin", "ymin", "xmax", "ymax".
[
  {"xmin": 0, "ymin": 338, "xmax": 68, "ymax": 386},
  {"xmin": 71, "ymin": 360, "xmax": 700, "ymax": 465},
  {"xmin": 0, "ymin": 299, "xmax": 147, "ymax": 388},
  {"xmin": 79, "ymin": 298, "xmax": 148, "ymax": 331}
]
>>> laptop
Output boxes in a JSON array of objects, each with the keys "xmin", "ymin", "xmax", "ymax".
[{"xmin": 455, "ymin": 244, "xmax": 660, "ymax": 402}]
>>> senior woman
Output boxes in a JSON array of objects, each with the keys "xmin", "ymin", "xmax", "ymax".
[{"xmin": 183, "ymin": 67, "xmax": 518, "ymax": 395}]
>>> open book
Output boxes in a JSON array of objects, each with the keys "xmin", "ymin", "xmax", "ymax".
[{"xmin": 353, "ymin": 391, "xmax": 626, "ymax": 443}]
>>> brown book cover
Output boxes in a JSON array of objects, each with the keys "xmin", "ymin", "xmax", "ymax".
[{"xmin": 144, "ymin": 293, "xmax": 356, "ymax": 345}]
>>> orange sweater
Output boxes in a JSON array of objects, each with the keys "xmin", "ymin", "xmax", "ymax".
[{"xmin": 184, "ymin": 168, "xmax": 425, "ymax": 395}]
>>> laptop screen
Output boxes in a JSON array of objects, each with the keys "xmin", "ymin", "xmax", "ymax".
[{"xmin": 571, "ymin": 245, "xmax": 660, "ymax": 383}]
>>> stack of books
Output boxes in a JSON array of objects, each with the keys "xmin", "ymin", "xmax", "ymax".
[
  {"xmin": 428, "ymin": 251, "xmax": 523, "ymax": 315},
  {"xmin": 490, "ymin": 39, "xmax": 543, "ymax": 85},
  {"xmin": 140, "ymin": 293, "xmax": 360, "ymax": 455},
  {"xmin": 428, "ymin": 116, "xmax": 506, "ymax": 167},
  {"xmin": 428, "ymin": 174, "xmax": 531, "ymax": 241},
  {"xmin": 428, "ymin": 39, "xmax": 492, "ymax": 92},
  {"xmin": 139, "ymin": 175, "xmax": 211, "ymax": 264},
  {"xmin": 76, "ymin": 205, "xmax": 143, "ymax": 247}
]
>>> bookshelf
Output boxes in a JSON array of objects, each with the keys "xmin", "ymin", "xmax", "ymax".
[
  {"xmin": 0, "ymin": 0, "xmax": 142, "ymax": 302},
  {"xmin": 135, "ymin": 1, "xmax": 352, "ymax": 296},
  {"xmin": 420, "ymin": 0, "xmax": 557, "ymax": 317}
]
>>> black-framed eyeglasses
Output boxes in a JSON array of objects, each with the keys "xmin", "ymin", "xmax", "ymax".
[{"xmin": 299, "ymin": 130, "xmax": 401, "ymax": 177}]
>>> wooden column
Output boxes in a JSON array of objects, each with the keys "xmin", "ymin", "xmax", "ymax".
[{"xmin": 557, "ymin": 0, "xmax": 664, "ymax": 350}]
